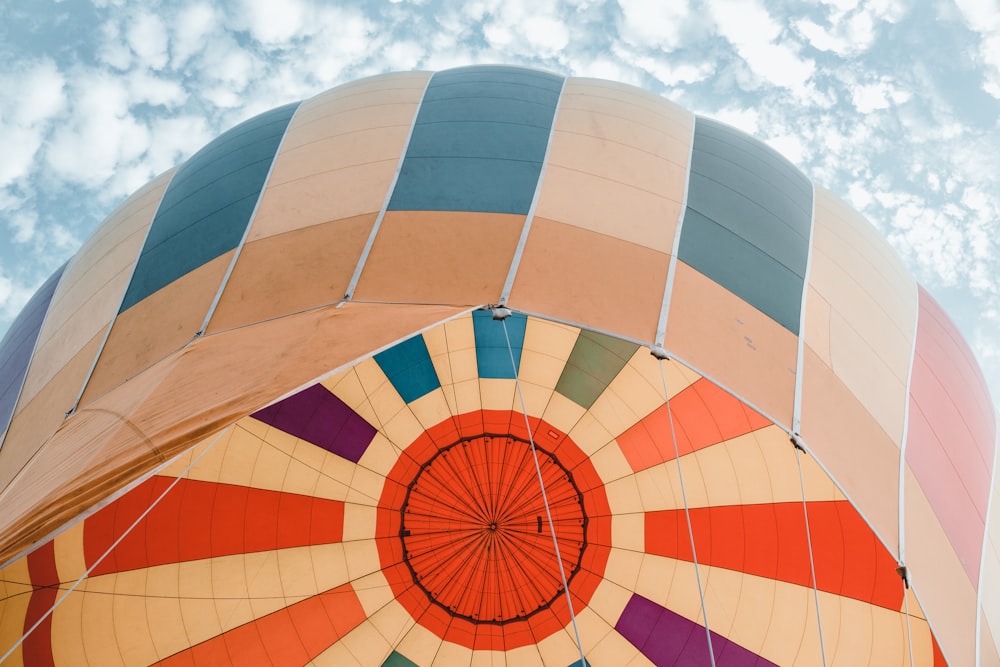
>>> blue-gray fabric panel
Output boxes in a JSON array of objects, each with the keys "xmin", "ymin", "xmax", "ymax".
[
  {"xmin": 119, "ymin": 102, "xmax": 300, "ymax": 312},
  {"xmin": 387, "ymin": 65, "xmax": 563, "ymax": 214},
  {"xmin": 679, "ymin": 117, "xmax": 813, "ymax": 333},
  {"xmin": 0, "ymin": 263, "xmax": 65, "ymax": 437}
]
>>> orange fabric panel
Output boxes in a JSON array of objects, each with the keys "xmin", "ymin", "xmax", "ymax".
[
  {"xmin": 616, "ymin": 377, "xmax": 770, "ymax": 473},
  {"xmin": 0, "ymin": 302, "xmax": 464, "ymax": 567},
  {"xmin": 664, "ymin": 260, "xmax": 797, "ymax": 428},
  {"xmin": 19, "ymin": 169, "xmax": 172, "ymax": 408},
  {"xmin": 508, "ymin": 217, "xmax": 668, "ymax": 344},
  {"xmin": 82, "ymin": 477, "xmax": 345, "ymax": 576},
  {"xmin": 207, "ymin": 214, "xmax": 376, "ymax": 333},
  {"xmin": 247, "ymin": 71, "xmax": 428, "ymax": 243},
  {"xmin": 352, "ymin": 211, "xmax": 524, "ymax": 306},
  {"xmin": 81, "ymin": 251, "xmax": 233, "ymax": 404},
  {"xmin": 0, "ymin": 332, "xmax": 102, "ymax": 493},
  {"xmin": 645, "ymin": 500, "xmax": 904, "ymax": 610},
  {"xmin": 799, "ymin": 346, "xmax": 900, "ymax": 556},
  {"xmin": 155, "ymin": 583, "xmax": 366, "ymax": 666}
]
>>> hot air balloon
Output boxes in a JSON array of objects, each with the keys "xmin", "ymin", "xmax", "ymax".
[{"xmin": 0, "ymin": 65, "xmax": 996, "ymax": 666}]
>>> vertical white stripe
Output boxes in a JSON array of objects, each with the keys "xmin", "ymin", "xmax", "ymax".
[
  {"xmin": 198, "ymin": 101, "xmax": 304, "ymax": 335},
  {"xmin": 898, "ymin": 283, "xmax": 921, "ymax": 563},
  {"xmin": 791, "ymin": 182, "xmax": 817, "ymax": 436},
  {"xmin": 498, "ymin": 77, "xmax": 567, "ymax": 306},
  {"xmin": 654, "ymin": 112, "xmax": 698, "ymax": 348},
  {"xmin": 976, "ymin": 423, "xmax": 1000, "ymax": 666},
  {"xmin": 343, "ymin": 73, "xmax": 433, "ymax": 301}
]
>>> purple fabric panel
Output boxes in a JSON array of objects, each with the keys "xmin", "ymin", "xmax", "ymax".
[
  {"xmin": 616, "ymin": 594, "xmax": 777, "ymax": 667},
  {"xmin": 0, "ymin": 264, "xmax": 65, "ymax": 437},
  {"xmin": 251, "ymin": 383, "xmax": 376, "ymax": 463}
]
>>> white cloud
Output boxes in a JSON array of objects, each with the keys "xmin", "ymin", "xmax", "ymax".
[
  {"xmin": 169, "ymin": 3, "xmax": 221, "ymax": 68},
  {"xmin": 617, "ymin": 0, "xmax": 691, "ymax": 51},
  {"xmin": 0, "ymin": 59, "xmax": 66, "ymax": 187},
  {"xmin": 7, "ymin": 211, "xmax": 37, "ymax": 244},
  {"xmin": 237, "ymin": 0, "xmax": 308, "ymax": 46},
  {"xmin": 705, "ymin": 0, "xmax": 816, "ymax": 94},
  {"xmin": 127, "ymin": 12, "xmax": 170, "ymax": 70},
  {"xmin": 953, "ymin": 0, "xmax": 1000, "ymax": 98}
]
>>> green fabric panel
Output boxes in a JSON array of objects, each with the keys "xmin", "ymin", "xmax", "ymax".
[
  {"xmin": 679, "ymin": 116, "xmax": 813, "ymax": 334},
  {"xmin": 382, "ymin": 651, "xmax": 419, "ymax": 667},
  {"xmin": 556, "ymin": 330, "xmax": 639, "ymax": 409}
]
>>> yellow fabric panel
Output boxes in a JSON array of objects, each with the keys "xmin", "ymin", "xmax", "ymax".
[
  {"xmin": 536, "ymin": 627, "xmax": 586, "ymax": 667},
  {"xmin": 0, "ymin": 302, "xmax": 465, "ymax": 567},
  {"xmin": 335, "ymin": 618, "xmax": 395, "ymax": 666},
  {"xmin": 0, "ymin": 331, "xmax": 102, "ymax": 493},
  {"xmin": 18, "ymin": 169, "xmax": 173, "ymax": 407},
  {"xmin": 629, "ymin": 425, "xmax": 843, "ymax": 512},
  {"xmin": 81, "ymin": 250, "xmax": 233, "ymax": 404},
  {"xmin": 665, "ymin": 261, "xmax": 797, "ymax": 428},
  {"xmin": 207, "ymin": 214, "xmax": 376, "ymax": 333},
  {"xmin": 807, "ymin": 186, "xmax": 917, "ymax": 446},
  {"xmin": 352, "ymin": 210, "xmax": 525, "ymax": 306},
  {"xmin": 801, "ymin": 346, "xmax": 900, "ymax": 557},
  {"xmin": 0, "ymin": 558, "xmax": 31, "ymax": 664},
  {"xmin": 393, "ymin": 620, "xmax": 444, "ymax": 667},
  {"xmin": 509, "ymin": 218, "xmax": 668, "ymax": 344},
  {"xmin": 53, "ymin": 520, "xmax": 86, "ymax": 583},
  {"xmin": 904, "ymin": 465, "xmax": 977, "ymax": 666},
  {"xmin": 536, "ymin": 77, "xmax": 692, "ymax": 254},
  {"xmin": 519, "ymin": 317, "xmax": 579, "ymax": 390},
  {"xmin": 247, "ymin": 71, "xmax": 429, "ymax": 242}
]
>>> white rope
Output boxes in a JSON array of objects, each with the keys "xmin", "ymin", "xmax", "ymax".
[
  {"xmin": 793, "ymin": 442, "xmax": 828, "ymax": 667},
  {"xmin": 1, "ymin": 429, "xmax": 227, "ymax": 664},
  {"xmin": 902, "ymin": 571, "xmax": 915, "ymax": 667},
  {"xmin": 656, "ymin": 358, "xmax": 717, "ymax": 667},
  {"xmin": 500, "ymin": 315, "xmax": 586, "ymax": 666}
]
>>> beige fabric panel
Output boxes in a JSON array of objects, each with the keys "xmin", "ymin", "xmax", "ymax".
[
  {"xmin": 352, "ymin": 211, "xmax": 524, "ymax": 306},
  {"xmin": 207, "ymin": 213, "xmax": 376, "ymax": 333},
  {"xmin": 48, "ymin": 543, "xmax": 352, "ymax": 665},
  {"xmin": 18, "ymin": 169, "xmax": 172, "ymax": 407},
  {"xmin": 904, "ymin": 465, "xmax": 978, "ymax": 666},
  {"xmin": 800, "ymin": 347, "xmax": 900, "ymax": 554},
  {"xmin": 631, "ymin": 556, "xmax": 926, "ymax": 666},
  {"xmin": 80, "ymin": 251, "xmax": 233, "ymax": 404},
  {"xmin": 534, "ymin": 77, "xmax": 692, "ymax": 254},
  {"xmin": 509, "ymin": 217, "xmax": 668, "ymax": 343},
  {"xmin": 665, "ymin": 261, "xmax": 797, "ymax": 427},
  {"xmin": 247, "ymin": 71, "xmax": 429, "ymax": 242},
  {"xmin": 806, "ymin": 186, "xmax": 917, "ymax": 446},
  {"xmin": 0, "ymin": 332, "xmax": 103, "ymax": 493},
  {"xmin": 630, "ymin": 425, "xmax": 843, "ymax": 512},
  {"xmin": 0, "ymin": 302, "xmax": 464, "ymax": 567}
]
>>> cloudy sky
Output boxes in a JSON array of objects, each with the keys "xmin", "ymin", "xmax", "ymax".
[{"xmin": 1, "ymin": 0, "xmax": 998, "ymax": 412}]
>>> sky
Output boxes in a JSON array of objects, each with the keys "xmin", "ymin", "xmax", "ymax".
[{"xmin": 0, "ymin": 0, "xmax": 998, "ymax": 413}]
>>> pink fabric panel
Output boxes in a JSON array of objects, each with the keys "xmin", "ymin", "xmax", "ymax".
[{"xmin": 906, "ymin": 285, "xmax": 997, "ymax": 586}]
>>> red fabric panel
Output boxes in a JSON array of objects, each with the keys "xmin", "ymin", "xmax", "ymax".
[
  {"xmin": 23, "ymin": 541, "xmax": 59, "ymax": 667},
  {"xmin": 645, "ymin": 500, "xmax": 903, "ymax": 609},
  {"xmin": 84, "ymin": 477, "xmax": 345, "ymax": 575}
]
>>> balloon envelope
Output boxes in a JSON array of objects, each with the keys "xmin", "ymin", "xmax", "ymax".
[{"xmin": 0, "ymin": 65, "xmax": 996, "ymax": 666}]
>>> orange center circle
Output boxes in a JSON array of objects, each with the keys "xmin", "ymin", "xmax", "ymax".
[{"xmin": 399, "ymin": 434, "xmax": 586, "ymax": 624}]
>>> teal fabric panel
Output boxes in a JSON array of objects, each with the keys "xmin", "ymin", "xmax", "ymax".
[
  {"xmin": 472, "ymin": 309, "xmax": 527, "ymax": 379},
  {"xmin": 119, "ymin": 102, "xmax": 300, "ymax": 312},
  {"xmin": 387, "ymin": 65, "xmax": 563, "ymax": 214},
  {"xmin": 678, "ymin": 117, "xmax": 813, "ymax": 333},
  {"xmin": 374, "ymin": 334, "xmax": 440, "ymax": 403},
  {"xmin": 555, "ymin": 330, "xmax": 639, "ymax": 409},
  {"xmin": 382, "ymin": 652, "xmax": 419, "ymax": 667}
]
